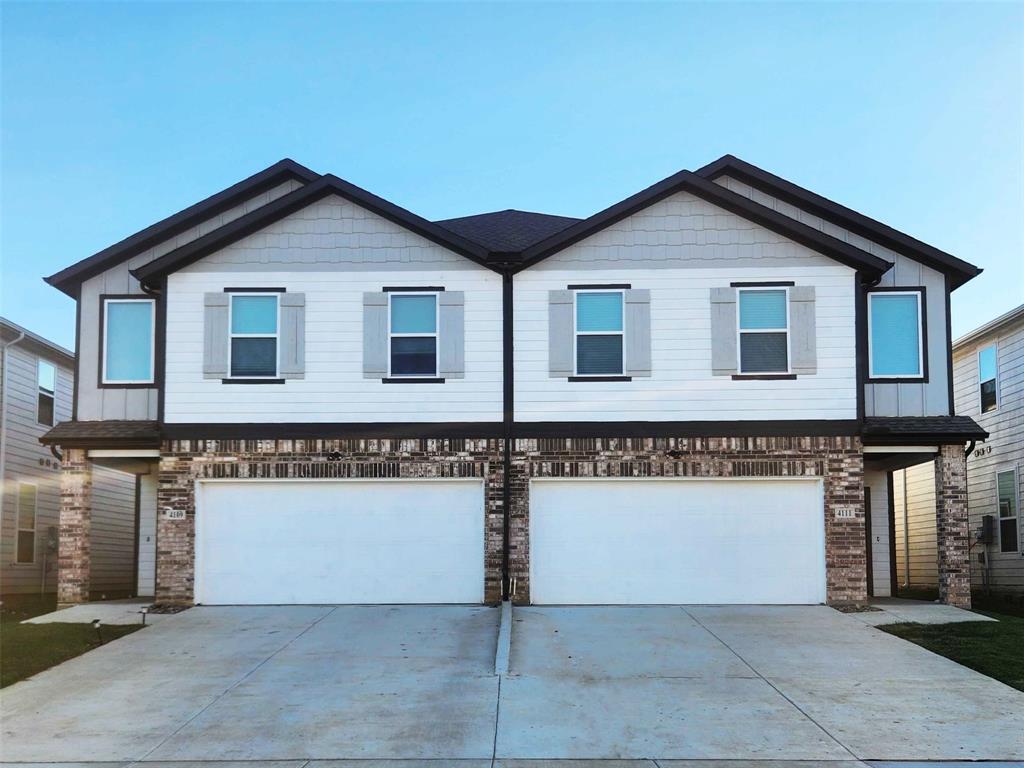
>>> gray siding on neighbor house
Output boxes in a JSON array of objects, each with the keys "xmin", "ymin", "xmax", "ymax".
[
  {"xmin": 957, "ymin": 315, "xmax": 1024, "ymax": 593},
  {"xmin": 713, "ymin": 174, "xmax": 951, "ymax": 417},
  {"xmin": 892, "ymin": 462, "xmax": 939, "ymax": 591},
  {"xmin": 76, "ymin": 178, "xmax": 305, "ymax": 421},
  {"xmin": 0, "ymin": 342, "xmax": 71, "ymax": 594}
]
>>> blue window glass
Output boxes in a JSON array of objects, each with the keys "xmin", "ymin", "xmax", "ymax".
[
  {"xmin": 739, "ymin": 290, "xmax": 787, "ymax": 329},
  {"xmin": 979, "ymin": 345, "xmax": 998, "ymax": 412},
  {"xmin": 231, "ymin": 296, "xmax": 277, "ymax": 334},
  {"xmin": 104, "ymin": 300, "xmax": 154, "ymax": 382},
  {"xmin": 577, "ymin": 335, "xmax": 623, "ymax": 375},
  {"xmin": 391, "ymin": 295, "xmax": 436, "ymax": 333},
  {"xmin": 577, "ymin": 292, "xmax": 623, "ymax": 332},
  {"xmin": 870, "ymin": 294, "xmax": 921, "ymax": 377}
]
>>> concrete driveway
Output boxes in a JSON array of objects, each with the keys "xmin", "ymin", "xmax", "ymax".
[{"xmin": 2, "ymin": 604, "xmax": 1023, "ymax": 764}]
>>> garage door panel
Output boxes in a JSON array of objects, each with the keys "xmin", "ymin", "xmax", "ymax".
[
  {"xmin": 196, "ymin": 480, "xmax": 484, "ymax": 605},
  {"xmin": 530, "ymin": 479, "xmax": 825, "ymax": 605}
]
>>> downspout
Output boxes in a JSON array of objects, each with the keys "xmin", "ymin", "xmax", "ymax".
[
  {"xmin": 0, "ymin": 330, "xmax": 27, "ymax": 525},
  {"xmin": 501, "ymin": 270, "xmax": 514, "ymax": 601}
]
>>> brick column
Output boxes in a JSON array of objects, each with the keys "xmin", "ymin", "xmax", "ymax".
[
  {"xmin": 57, "ymin": 448, "xmax": 92, "ymax": 606},
  {"xmin": 935, "ymin": 443, "xmax": 971, "ymax": 608}
]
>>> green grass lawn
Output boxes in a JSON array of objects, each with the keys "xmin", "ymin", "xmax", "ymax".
[
  {"xmin": 1, "ymin": 595, "xmax": 143, "ymax": 688},
  {"xmin": 881, "ymin": 608, "xmax": 1024, "ymax": 692}
]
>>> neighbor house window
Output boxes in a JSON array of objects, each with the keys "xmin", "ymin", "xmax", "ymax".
[
  {"xmin": 16, "ymin": 483, "xmax": 37, "ymax": 564},
  {"xmin": 37, "ymin": 360, "xmax": 55, "ymax": 426},
  {"xmin": 738, "ymin": 288, "xmax": 789, "ymax": 373},
  {"xmin": 868, "ymin": 291, "xmax": 923, "ymax": 379},
  {"xmin": 229, "ymin": 294, "xmax": 279, "ymax": 378},
  {"xmin": 389, "ymin": 293, "xmax": 438, "ymax": 377},
  {"xmin": 575, "ymin": 290, "xmax": 624, "ymax": 376},
  {"xmin": 997, "ymin": 469, "xmax": 1019, "ymax": 554},
  {"xmin": 102, "ymin": 298, "xmax": 155, "ymax": 384},
  {"xmin": 979, "ymin": 344, "xmax": 998, "ymax": 413}
]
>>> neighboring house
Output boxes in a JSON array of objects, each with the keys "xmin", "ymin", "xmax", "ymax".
[
  {"xmin": 891, "ymin": 305, "xmax": 1023, "ymax": 597},
  {"xmin": 39, "ymin": 155, "xmax": 987, "ymax": 609},
  {"xmin": 0, "ymin": 318, "xmax": 141, "ymax": 599}
]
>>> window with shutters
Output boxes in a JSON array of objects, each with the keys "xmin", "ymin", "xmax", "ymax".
[
  {"xmin": 37, "ymin": 360, "xmax": 55, "ymax": 426},
  {"xmin": 16, "ymin": 483, "xmax": 37, "ymax": 564},
  {"xmin": 867, "ymin": 291, "xmax": 924, "ymax": 379},
  {"xmin": 979, "ymin": 344, "xmax": 998, "ymax": 413},
  {"xmin": 737, "ymin": 288, "xmax": 789, "ymax": 374},
  {"xmin": 389, "ymin": 292, "xmax": 438, "ymax": 377},
  {"xmin": 574, "ymin": 290, "xmax": 624, "ymax": 376},
  {"xmin": 997, "ymin": 469, "xmax": 1019, "ymax": 554},
  {"xmin": 229, "ymin": 294, "xmax": 279, "ymax": 378},
  {"xmin": 101, "ymin": 298, "xmax": 155, "ymax": 384}
]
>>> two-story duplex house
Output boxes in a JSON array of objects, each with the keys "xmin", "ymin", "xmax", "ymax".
[
  {"xmin": 40, "ymin": 156, "xmax": 987, "ymax": 608},
  {"xmin": 1, "ymin": 317, "xmax": 141, "ymax": 599}
]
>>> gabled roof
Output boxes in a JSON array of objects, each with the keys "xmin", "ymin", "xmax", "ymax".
[
  {"xmin": 696, "ymin": 155, "xmax": 982, "ymax": 289},
  {"xmin": 1, "ymin": 316, "xmax": 74, "ymax": 366},
  {"xmin": 133, "ymin": 175, "xmax": 494, "ymax": 286},
  {"xmin": 516, "ymin": 169, "xmax": 893, "ymax": 279},
  {"xmin": 44, "ymin": 159, "xmax": 320, "ymax": 297},
  {"xmin": 954, "ymin": 303, "xmax": 1024, "ymax": 349},
  {"xmin": 436, "ymin": 210, "xmax": 581, "ymax": 252}
]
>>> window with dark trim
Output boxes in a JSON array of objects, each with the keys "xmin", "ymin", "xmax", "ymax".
[
  {"xmin": 102, "ymin": 298, "xmax": 155, "ymax": 384},
  {"xmin": 37, "ymin": 360, "xmax": 55, "ymax": 426},
  {"xmin": 738, "ymin": 287, "xmax": 789, "ymax": 373},
  {"xmin": 867, "ymin": 291, "xmax": 924, "ymax": 379},
  {"xmin": 997, "ymin": 469, "xmax": 1019, "ymax": 554},
  {"xmin": 979, "ymin": 344, "xmax": 998, "ymax": 413},
  {"xmin": 229, "ymin": 293, "xmax": 279, "ymax": 378},
  {"xmin": 388, "ymin": 292, "xmax": 438, "ymax": 377},
  {"xmin": 16, "ymin": 483, "xmax": 37, "ymax": 564}
]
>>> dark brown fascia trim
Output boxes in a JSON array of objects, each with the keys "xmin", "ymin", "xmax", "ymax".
[
  {"xmin": 515, "ymin": 171, "xmax": 891, "ymax": 279},
  {"xmin": 862, "ymin": 433, "xmax": 986, "ymax": 446},
  {"xmin": 133, "ymin": 176, "xmax": 494, "ymax": 286},
  {"xmin": 162, "ymin": 422, "xmax": 506, "ymax": 440},
  {"xmin": 514, "ymin": 419, "xmax": 861, "ymax": 439},
  {"xmin": 38, "ymin": 436, "xmax": 162, "ymax": 449},
  {"xmin": 45, "ymin": 159, "xmax": 320, "ymax": 297},
  {"xmin": 696, "ymin": 154, "xmax": 982, "ymax": 289}
]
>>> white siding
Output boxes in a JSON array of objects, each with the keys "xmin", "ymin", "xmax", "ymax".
[
  {"xmin": 864, "ymin": 469, "xmax": 892, "ymax": 597},
  {"xmin": 164, "ymin": 196, "xmax": 503, "ymax": 423},
  {"xmin": 714, "ymin": 174, "xmax": 951, "ymax": 417},
  {"xmin": 77, "ymin": 179, "xmax": 305, "ymax": 421},
  {"xmin": 0, "ymin": 344, "xmax": 70, "ymax": 594},
  {"xmin": 513, "ymin": 191, "xmax": 858, "ymax": 422},
  {"xmin": 957, "ymin": 317, "xmax": 1024, "ymax": 592}
]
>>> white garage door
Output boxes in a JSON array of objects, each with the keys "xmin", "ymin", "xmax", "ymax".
[
  {"xmin": 530, "ymin": 479, "xmax": 825, "ymax": 605},
  {"xmin": 195, "ymin": 480, "xmax": 484, "ymax": 604}
]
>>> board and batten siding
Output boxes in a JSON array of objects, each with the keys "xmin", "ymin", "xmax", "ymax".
[
  {"xmin": 714, "ymin": 174, "xmax": 951, "ymax": 418},
  {"xmin": 956, "ymin": 316, "xmax": 1024, "ymax": 592},
  {"xmin": 513, "ymin": 190, "xmax": 858, "ymax": 422},
  {"xmin": 864, "ymin": 468, "xmax": 892, "ymax": 597},
  {"xmin": 163, "ymin": 195, "xmax": 503, "ymax": 423},
  {"xmin": 0, "ymin": 344, "xmax": 71, "ymax": 594},
  {"xmin": 77, "ymin": 178, "xmax": 305, "ymax": 421},
  {"xmin": 892, "ymin": 463, "xmax": 939, "ymax": 591}
]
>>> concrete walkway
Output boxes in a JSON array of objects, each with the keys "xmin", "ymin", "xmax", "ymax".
[
  {"xmin": 848, "ymin": 597, "xmax": 998, "ymax": 626},
  {"xmin": 1, "ymin": 605, "xmax": 1022, "ymax": 763},
  {"xmin": 23, "ymin": 598, "xmax": 170, "ymax": 626}
]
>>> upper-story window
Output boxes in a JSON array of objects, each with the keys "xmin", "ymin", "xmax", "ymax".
[
  {"xmin": 389, "ymin": 293, "xmax": 438, "ymax": 377},
  {"xmin": 868, "ymin": 291, "xmax": 924, "ymax": 379},
  {"xmin": 229, "ymin": 294, "xmax": 279, "ymax": 378},
  {"xmin": 738, "ymin": 288, "xmax": 789, "ymax": 373},
  {"xmin": 102, "ymin": 297, "xmax": 155, "ymax": 384},
  {"xmin": 575, "ymin": 290, "xmax": 624, "ymax": 376},
  {"xmin": 979, "ymin": 344, "xmax": 998, "ymax": 413},
  {"xmin": 37, "ymin": 360, "xmax": 55, "ymax": 426},
  {"xmin": 997, "ymin": 469, "xmax": 1019, "ymax": 553}
]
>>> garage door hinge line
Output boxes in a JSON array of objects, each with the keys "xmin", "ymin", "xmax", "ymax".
[
  {"xmin": 132, "ymin": 607, "xmax": 337, "ymax": 763},
  {"xmin": 680, "ymin": 607, "xmax": 861, "ymax": 761}
]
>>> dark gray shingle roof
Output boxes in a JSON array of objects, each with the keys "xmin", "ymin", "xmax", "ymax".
[{"xmin": 435, "ymin": 209, "xmax": 581, "ymax": 253}]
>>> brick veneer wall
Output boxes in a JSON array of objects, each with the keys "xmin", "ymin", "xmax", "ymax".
[
  {"xmin": 153, "ymin": 434, "xmax": 866, "ymax": 606},
  {"xmin": 507, "ymin": 435, "xmax": 867, "ymax": 605},
  {"xmin": 156, "ymin": 438, "xmax": 505, "ymax": 605},
  {"xmin": 934, "ymin": 443, "xmax": 971, "ymax": 608},
  {"xmin": 57, "ymin": 448, "xmax": 92, "ymax": 606}
]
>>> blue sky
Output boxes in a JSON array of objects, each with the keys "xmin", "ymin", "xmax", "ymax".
[{"xmin": 2, "ymin": 1, "xmax": 1021, "ymax": 349}]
